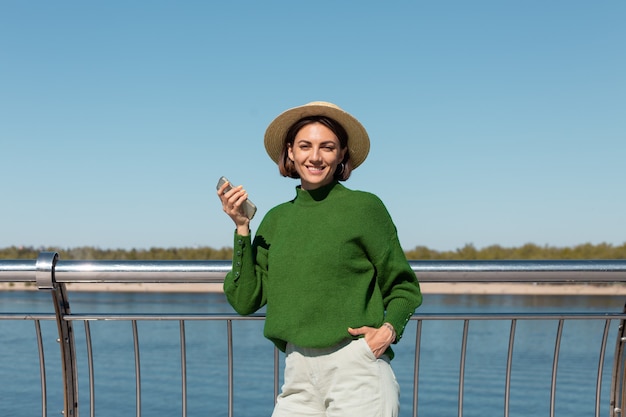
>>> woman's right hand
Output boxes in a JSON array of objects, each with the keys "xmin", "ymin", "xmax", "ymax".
[{"xmin": 217, "ymin": 181, "xmax": 251, "ymax": 236}]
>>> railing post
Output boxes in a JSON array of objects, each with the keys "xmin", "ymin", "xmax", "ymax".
[
  {"xmin": 610, "ymin": 303, "xmax": 626, "ymax": 417},
  {"xmin": 37, "ymin": 251, "xmax": 79, "ymax": 417}
]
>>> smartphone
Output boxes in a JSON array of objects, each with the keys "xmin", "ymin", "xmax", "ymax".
[{"xmin": 216, "ymin": 176, "xmax": 258, "ymax": 220}]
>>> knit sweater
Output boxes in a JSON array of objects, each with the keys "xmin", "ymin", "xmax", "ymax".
[{"xmin": 223, "ymin": 181, "xmax": 422, "ymax": 358}]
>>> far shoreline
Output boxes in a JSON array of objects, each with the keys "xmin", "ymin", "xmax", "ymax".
[{"xmin": 2, "ymin": 282, "xmax": 626, "ymax": 296}]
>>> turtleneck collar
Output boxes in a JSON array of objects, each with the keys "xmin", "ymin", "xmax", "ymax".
[{"xmin": 294, "ymin": 180, "xmax": 343, "ymax": 204}]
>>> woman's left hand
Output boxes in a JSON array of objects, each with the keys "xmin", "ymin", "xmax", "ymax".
[{"xmin": 348, "ymin": 324, "xmax": 396, "ymax": 358}]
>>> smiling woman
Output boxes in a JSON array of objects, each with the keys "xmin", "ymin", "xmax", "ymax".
[
  {"xmin": 284, "ymin": 118, "xmax": 347, "ymax": 189},
  {"xmin": 216, "ymin": 101, "xmax": 422, "ymax": 417}
]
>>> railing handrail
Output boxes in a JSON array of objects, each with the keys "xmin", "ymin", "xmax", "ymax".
[{"xmin": 2, "ymin": 258, "xmax": 626, "ymax": 284}]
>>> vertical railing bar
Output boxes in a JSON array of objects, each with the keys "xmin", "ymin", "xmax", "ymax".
[
  {"xmin": 622, "ymin": 339, "xmax": 626, "ymax": 417},
  {"xmin": 609, "ymin": 303, "xmax": 626, "ymax": 417},
  {"xmin": 227, "ymin": 319, "xmax": 234, "ymax": 417},
  {"xmin": 35, "ymin": 319, "xmax": 47, "ymax": 417},
  {"xmin": 550, "ymin": 319, "xmax": 564, "ymax": 417},
  {"xmin": 595, "ymin": 319, "xmax": 611, "ymax": 417},
  {"xmin": 412, "ymin": 319, "xmax": 423, "ymax": 417},
  {"xmin": 180, "ymin": 320, "xmax": 188, "ymax": 417},
  {"xmin": 132, "ymin": 320, "xmax": 141, "ymax": 417},
  {"xmin": 458, "ymin": 320, "xmax": 469, "ymax": 417},
  {"xmin": 84, "ymin": 321, "xmax": 95, "ymax": 417},
  {"xmin": 504, "ymin": 319, "xmax": 516, "ymax": 417},
  {"xmin": 38, "ymin": 251, "xmax": 79, "ymax": 417},
  {"xmin": 274, "ymin": 347, "xmax": 280, "ymax": 403}
]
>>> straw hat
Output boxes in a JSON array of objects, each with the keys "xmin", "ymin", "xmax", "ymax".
[{"xmin": 264, "ymin": 101, "xmax": 370, "ymax": 169}]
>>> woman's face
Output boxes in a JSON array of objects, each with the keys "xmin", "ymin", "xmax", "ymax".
[{"xmin": 288, "ymin": 122, "xmax": 347, "ymax": 190}]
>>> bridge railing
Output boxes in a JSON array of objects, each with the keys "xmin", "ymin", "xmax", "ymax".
[{"xmin": 1, "ymin": 253, "xmax": 626, "ymax": 417}]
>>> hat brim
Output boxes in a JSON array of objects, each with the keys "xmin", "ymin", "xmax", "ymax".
[{"xmin": 264, "ymin": 101, "xmax": 370, "ymax": 169}]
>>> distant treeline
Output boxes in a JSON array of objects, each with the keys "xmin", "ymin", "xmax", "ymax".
[
  {"xmin": 404, "ymin": 242, "xmax": 626, "ymax": 260},
  {"xmin": 1, "ymin": 242, "xmax": 625, "ymax": 260},
  {"xmin": 0, "ymin": 246, "xmax": 234, "ymax": 260}
]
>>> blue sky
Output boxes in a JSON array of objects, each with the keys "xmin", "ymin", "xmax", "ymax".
[{"xmin": 1, "ymin": 1, "xmax": 624, "ymax": 252}]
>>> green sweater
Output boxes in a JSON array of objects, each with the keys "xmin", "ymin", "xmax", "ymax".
[{"xmin": 223, "ymin": 181, "xmax": 422, "ymax": 358}]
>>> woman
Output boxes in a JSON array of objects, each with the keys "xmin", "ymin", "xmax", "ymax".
[{"xmin": 217, "ymin": 101, "xmax": 422, "ymax": 417}]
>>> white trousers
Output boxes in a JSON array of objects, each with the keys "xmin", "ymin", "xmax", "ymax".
[{"xmin": 271, "ymin": 338, "xmax": 400, "ymax": 417}]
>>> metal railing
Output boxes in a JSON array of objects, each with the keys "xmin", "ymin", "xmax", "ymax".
[{"xmin": 1, "ymin": 253, "xmax": 626, "ymax": 417}]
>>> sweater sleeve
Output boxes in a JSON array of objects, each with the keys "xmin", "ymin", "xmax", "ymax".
[
  {"xmin": 366, "ymin": 197, "xmax": 422, "ymax": 342},
  {"xmin": 222, "ymin": 231, "xmax": 268, "ymax": 315},
  {"xmin": 377, "ymin": 236, "xmax": 422, "ymax": 342}
]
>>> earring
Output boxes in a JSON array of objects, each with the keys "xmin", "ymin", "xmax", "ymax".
[{"xmin": 336, "ymin": 163, "xmax": 345, "ymax": 176}]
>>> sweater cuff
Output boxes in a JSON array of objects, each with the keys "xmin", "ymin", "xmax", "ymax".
[
  {"xmin": 385, "ymin": 300, "xmax": 418, "ymax": 342},
  {"xmin": 231, "ymin": 232, "xmax": 251, "ymax": 282}
]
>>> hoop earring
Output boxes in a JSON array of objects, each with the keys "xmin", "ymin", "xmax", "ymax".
[{"xmin": 336, "ymin": 163, "xmax": 345, "ymax": 176}]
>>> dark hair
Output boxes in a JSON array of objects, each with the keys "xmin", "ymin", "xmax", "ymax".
[{"xmin": 278, "ymin": 116, "xmax": 353, "ymax": 181}]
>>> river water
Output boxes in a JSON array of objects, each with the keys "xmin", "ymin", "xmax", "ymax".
[{"xmin": 1, "ymin": 291, "xmax": 624, "ymax": 417}]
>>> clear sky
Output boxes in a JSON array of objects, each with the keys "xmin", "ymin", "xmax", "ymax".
[{"xmin": 1, "ymin": 1, "xmax": 624, "ymax": 252}]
